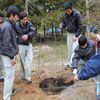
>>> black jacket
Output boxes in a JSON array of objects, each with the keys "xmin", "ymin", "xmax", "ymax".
[
  {"xmin": 0, "ymin": 19, "xmax": 19, "ymax": 59},
  {"xmin": 62, "ymin": 9, "xmax": 83, "ymax": 37},
  {"xmin": 15, "ymin": 22, "xmax": 36, "ymax": 45},
  {"xmin": 72, "ymin": 40, "xmax": 95, "ymax": 69}
]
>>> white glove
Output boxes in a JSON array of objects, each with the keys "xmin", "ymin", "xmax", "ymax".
[
  {"xmin": 59, "ymin": 23, "xmax": 63, "ymax": 29},
  {"xmin": 74, "ymin": 74, "xmax": 79, "ymax": 81},
  {"xmin": 73, "ymin": 69, "xmax": 78, "ymax": 75}
]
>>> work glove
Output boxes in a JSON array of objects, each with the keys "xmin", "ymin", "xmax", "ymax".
[
  {"xmin": 59, "ymin": 23, "xmax": 64, "ymax": 29},
  {"xmin": 74, "ymin": 74, "xmax": 79, "ymax": 81},
  {"xmin": 73, "ymin": 68, "xmax": 78, "ymax": 75}
]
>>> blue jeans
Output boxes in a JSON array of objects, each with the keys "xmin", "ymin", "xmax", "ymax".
[
  {"xmin": 1, "ymin": 55, "xmax": 15, "ymax": 100},
  {"xmin": 19, "ymin": 43, "xmax": 33, "ymax": 81}
]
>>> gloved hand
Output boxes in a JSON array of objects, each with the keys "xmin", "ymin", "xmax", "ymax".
[
  {"xmin": 73, "ymin": 35, "xmax": 78, "ymax": 42},
  {"xmin": 59, "ymin": 23, "xmax": 64, "ymax": 29},
  {"xmin": 73, "ymin": 68, "xmax": 78, "ymax": 75},
  {"xmin": 74, "ymin": 74, "xmax": 79, "ymax": 81}
]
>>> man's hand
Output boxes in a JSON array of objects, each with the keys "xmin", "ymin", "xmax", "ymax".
[
  {"xmin": 21, "ymin": 35, "xmax": 28, "ymax": 41},
  {"xmin": 11, "ymin": 57, "xmax": 16, "ymax": 65},
  {"xmin": 59, "ymin": 23, "xmax": 64, "ymax": 29},
  {"xmin": 14, "ymin": 55, "xmax": 17, "ymax": 60},
  {"xmin": 74, "ymin": 74, "xmax": 79, "ymax": 81},
  {"xmin": 73, "ymin": 35, "xmax": 77, "ymax": 42},
  {"xmin": 73, "ymin": 68, "xmax": 78, "ymax": 75}
]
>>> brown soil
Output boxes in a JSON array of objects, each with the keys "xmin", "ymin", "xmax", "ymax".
[{"xmin": 0, "ymin": 67, "xmax": 96, "ymax": 100}]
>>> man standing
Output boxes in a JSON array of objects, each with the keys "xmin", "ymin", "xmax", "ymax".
[
  {"xmin": 15, "ymin": 12, "xmax": 36, "ymax": 84},
  {"xmin": 59, "ymin": 1, "xmax": 83, "ymax": 67},
  {"xmin": 0, "ymin": 12, "xmax": 4, "ymax": 82},
  {"xmin": 0, "ymin": 6, "xmax": 19, "ymax": 100}
]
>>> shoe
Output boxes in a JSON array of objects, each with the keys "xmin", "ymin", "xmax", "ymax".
[
  {"xmin": 12, "ymin": 88, "xmax": 17, "ymax": 96},
  {"xmin": 21, "ymin": 76, "xmax": 26, "ymax": 81},
  {"xmin": 21, "ymin": 78, "xmax": 32, "ymax": 84},
  {"xmin": 25, "ymin": 80, "xmax": 32, "ymax": 84},
  {"xmin": 0, "ymin": 78, "xmax": 4, "ymax": 82},
  {"xmin": 21, "ymin": 77, "xmax": 25, "ymax": 81}
]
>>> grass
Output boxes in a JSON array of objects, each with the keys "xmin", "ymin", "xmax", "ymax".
[{"xmin": 32, "ymin": 37, "xmax": 68, "ymax": 76}]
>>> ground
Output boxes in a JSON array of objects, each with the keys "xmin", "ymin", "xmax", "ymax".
[
  {"xmin": 0, "ymin": 42, "xmax": 97, "ymax": 100},
  {"xmin": 0, "ymin": 68, "xmax": 96, "ymax": 100}
]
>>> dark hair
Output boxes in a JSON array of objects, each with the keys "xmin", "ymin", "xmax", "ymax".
[
  {"xmin": 0, "ymin": 12, "xmax": 4, "ymax": 18},
  {"xmin": 63, "ymin": 1, "xmax": 73, "ymax": 10},
  {"xmin": 7, "ymin": 6, "xmax": 19, "ymax": 17},
  {"xmin": 19, "ymin": 11, "xmax": 28, "ymax": 20},
  {"xmin": 78, "ymin": 36, "xmax": 87, "ymax": 46}
]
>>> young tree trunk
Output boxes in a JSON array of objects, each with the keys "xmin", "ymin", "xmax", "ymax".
[
  {"xmin": 25, "ymin": 0, "xmax": 30, "ymax": 15},
  {"xmin": 86, "ymin": 0, "xmax": 89, "ymax": 24}
]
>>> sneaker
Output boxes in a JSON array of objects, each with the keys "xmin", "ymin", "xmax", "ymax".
[
  {"xmin": 25, "ymin": 80, "xmax": 32, "ymax": 84},
  {"xmin": 21, "ymin": 77, "xmax": 25, "ymax": 81},
  {"xmin": 12, "ymin": 88, "xmax": 17, "ymax": 96},
  {"xmin": 21, "ymin": 76, "xmax": 26, "ymax": 81},
  {"xmin": 21, "ymin": 78, "xmax": 32, "ymax": 84}
]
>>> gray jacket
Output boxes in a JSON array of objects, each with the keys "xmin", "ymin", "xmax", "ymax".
[
  {"xmin": 0, "ymin": 19, "xmax": 19, "ymax": 59},
  {"xmin": 72, "ymin": 40, "xmax": 96, "ymax": 69},
  {"xmin": 62, "ymin": 9, "xmax": 83, "ymax": 37}
]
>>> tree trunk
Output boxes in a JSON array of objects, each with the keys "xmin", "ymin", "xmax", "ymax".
[
  {"xmin": 86, "ymin": 0, "xmax": 89, "ymax": 24},
  {"xmin": 25, "ymin": 0, "xmax": 29, "ymax": 15}
]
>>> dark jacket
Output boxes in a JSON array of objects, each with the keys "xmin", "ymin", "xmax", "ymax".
[
  {"xmin": 78, "ymin": 50, "xmax": 100, "ymax": 80},
  {"xmin": 0, "ymin": 19, "xmax": 19, "ymax": 59},
  {"xmin": 62, "ymin": 9, "xmax": 83, "ymax": 37},
  {"xmin": 72, "ymin": 40, "xmax": 95, "ymax": 69},
  {"xmin": 15, "ymin": 22, "xmax": 36, "ymax": 45}
]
